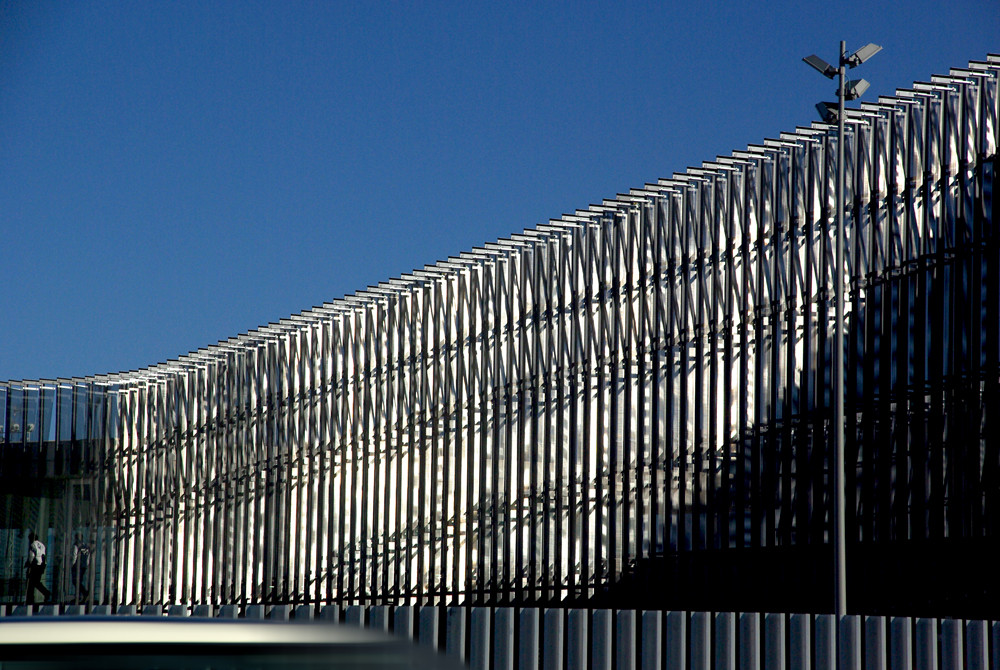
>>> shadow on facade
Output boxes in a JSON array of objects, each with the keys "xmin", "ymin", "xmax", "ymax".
[{"xmin": 589, "ymin": 537, "xmax": 998, "ymax": 619}]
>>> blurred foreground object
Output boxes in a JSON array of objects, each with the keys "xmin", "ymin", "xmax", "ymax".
[{"xmin": 0, "ymin": 616, "xmax": 463, "ymax": 670}]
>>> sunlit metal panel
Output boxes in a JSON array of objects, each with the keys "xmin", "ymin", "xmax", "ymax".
[{"xmin": 0, "ymin": 56, "xmax": 998, "ymax": 612}]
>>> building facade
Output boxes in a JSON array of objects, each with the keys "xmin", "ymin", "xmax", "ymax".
[{"xmin": 2, "ymin": 55, "xmax": 998, "ymax": 614}]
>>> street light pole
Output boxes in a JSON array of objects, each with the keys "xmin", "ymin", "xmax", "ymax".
[
  {"xmin": 803, "ymin": 40, "xmax": 881, "ymax": 620},
  {"xmin": 834, "ymin": 39, "xmax": 847, "ymax": 622}
]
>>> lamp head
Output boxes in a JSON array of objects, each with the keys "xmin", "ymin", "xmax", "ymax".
[
  {"xmin": 846, "ymin": 43, "xmax": 882, "ymax": 68},
  {"xmin": 803, "ymin": 54, "xmax": 837, "ymax": 79},
  {"xmin": 844, "ymin": 78, "xmax": 870, "ymax": 101},
  {"xmin": 816, "ymin": 101, "xmax": 839, "ymax": 124}
]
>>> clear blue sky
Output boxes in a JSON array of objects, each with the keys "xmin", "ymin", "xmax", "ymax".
[{"xmin": 1, "ymin": 0, "xmax": 996, "ymax": 382}]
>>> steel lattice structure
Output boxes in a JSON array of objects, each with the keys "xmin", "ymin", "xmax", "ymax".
[{"xmin": 2, "ymin": 55, "xmax": 999, "ymax": 611}]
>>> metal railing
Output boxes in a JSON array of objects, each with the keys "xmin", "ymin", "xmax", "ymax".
[{"xmin": 3, "ymin": 603, "xmax": 997, "ymax": 670}]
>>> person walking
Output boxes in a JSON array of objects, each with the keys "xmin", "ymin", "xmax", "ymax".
[{"xmin": 24, "ymin": 531, "xmax": 51, "ymax": 605}]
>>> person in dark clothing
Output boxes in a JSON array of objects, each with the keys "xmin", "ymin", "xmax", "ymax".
[
  {"xmin": 24, "ymin": 531, "xmax": 51, "ymax": 605},
  {"xmin": 72, "ymin": 533, "xmax": 91, "ymax": 602}
]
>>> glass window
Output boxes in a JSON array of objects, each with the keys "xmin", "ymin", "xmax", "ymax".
[
  {"xmin": 42, "ymin": 387, "xmax": 56, "ymax": 442},
  {"xmin": 106, "ymin": 392, "xmax": 119, "ymax": 439},
  {"xmin": 75, "ymin": 387, "xmax": 89, "ymax": 441},
  {"xmin": 91, "ymin": 392, "xmax": 106, "ymax": 439},
  {"xmin": 59, "ymin": 386, "xmax": 74, "ymax": 442},
  {"xmin": 25, "ymin": 387, "xmax": 40, "ymax": 445},
  {"xmin": 9, "ymin": 387, "xmax": 23, "ymax": 442}
]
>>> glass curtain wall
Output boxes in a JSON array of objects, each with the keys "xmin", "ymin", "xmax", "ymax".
[{"xmin": 1, "ymin": 55, "xmax": 997, "ymax": 610}]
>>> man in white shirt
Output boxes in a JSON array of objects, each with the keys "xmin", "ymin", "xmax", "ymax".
[{"xmin": 24, "ymin": 531, "xmax": 51, "ymax": 605}]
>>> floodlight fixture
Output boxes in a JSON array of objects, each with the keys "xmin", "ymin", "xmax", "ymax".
[
  {"xmin": 815, "ymin": 101, "xmax": 838, "ymax": 123},
  {"xmin": 803, "ymin": 54, "xmax": 837, "ymax": 78},
  {"xmin": 844, "ymin": 78, "xmax": 871, "ymax": 100},
  {"xmin": 846, "ymin": 43, "xmax": 882, "ymax": 67}
]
